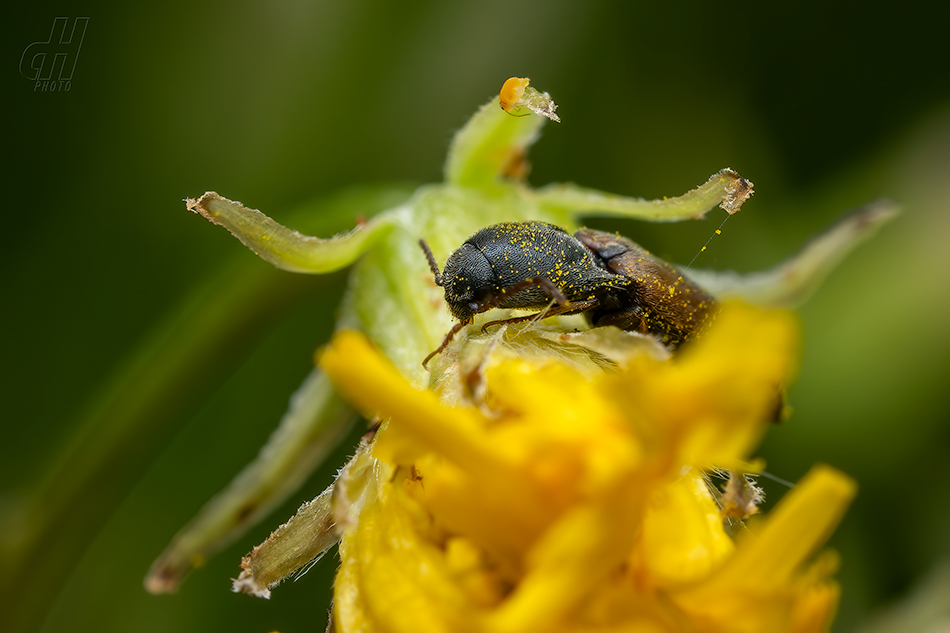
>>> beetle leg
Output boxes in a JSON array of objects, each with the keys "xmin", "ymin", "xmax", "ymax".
[
  {"xmin": 422, "ymin": 321, "xmax": 468, "ymax": 370},
  {"xmin": 481, "ymin": 299, "xmax": 601, "ymax": 332},
  {"xmin": 591, "ymin": 304, "xmax": 646, "ymax": 332},
  {"xmin": 475, "ymin": 277, "xmax": 569, "ymax": 315}
]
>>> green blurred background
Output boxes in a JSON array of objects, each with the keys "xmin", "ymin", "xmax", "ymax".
[{"xmin": 3, "ymin": 2, "xmax": 949, "ymax": 632}]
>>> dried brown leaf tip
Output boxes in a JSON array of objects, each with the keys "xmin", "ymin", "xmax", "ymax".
[{"xmin": 719, "ymin": 168, "xmax": 755, "ymax": 215}]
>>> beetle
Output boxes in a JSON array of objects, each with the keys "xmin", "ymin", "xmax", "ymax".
[
  {"xmin": 579, "ymin": 229, "xmax": 790, "ymax": 424},
  {"xmin": 420, "ymin": 221, "xmax": 717, "ymax": 368},
  {"xmin": 574, "ymin": 228, "xmax": 716, "ymax": 348}
]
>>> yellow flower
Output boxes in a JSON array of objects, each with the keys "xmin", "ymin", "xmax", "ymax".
[
  {"xmin": 148, "ymin": 76, "xmax": 891, "ymax": 601},
  {"xmin": 319, "ymin": 303, "xmax": 856, "ymax": 633}
]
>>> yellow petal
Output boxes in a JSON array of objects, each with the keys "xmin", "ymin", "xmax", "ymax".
[
  {"xmin": 635, "ymin": 471, "xmax": 734, "ymax": 587},
  {"xmin": 321, "ymin": 331, "xmax": 555, "ymax": 549},
  {"xmin": 672, "ymin": 464, "xmax": 856, "ymax": 631}
]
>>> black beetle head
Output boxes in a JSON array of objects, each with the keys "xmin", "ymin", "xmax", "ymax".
[{"xmin": 440, "ymin": 243, "xmax": 497, "ymax": 322}]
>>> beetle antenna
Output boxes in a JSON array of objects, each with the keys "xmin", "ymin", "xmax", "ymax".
[
  {"xmin": 684, "ymin": 213, "xmax": 731, "ymax": 272},
  {"xmin": 419, "ymin": 239, "xmax": 443, "ymax": 286}
]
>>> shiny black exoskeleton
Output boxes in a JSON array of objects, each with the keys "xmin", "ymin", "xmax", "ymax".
[
  {"xmin": 420, "ymin": 221, "xmax": 717, "ymax": 368},
  {"xmin": 428, "ymin": 222, "xmax": 632, "ymax": 321}
]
